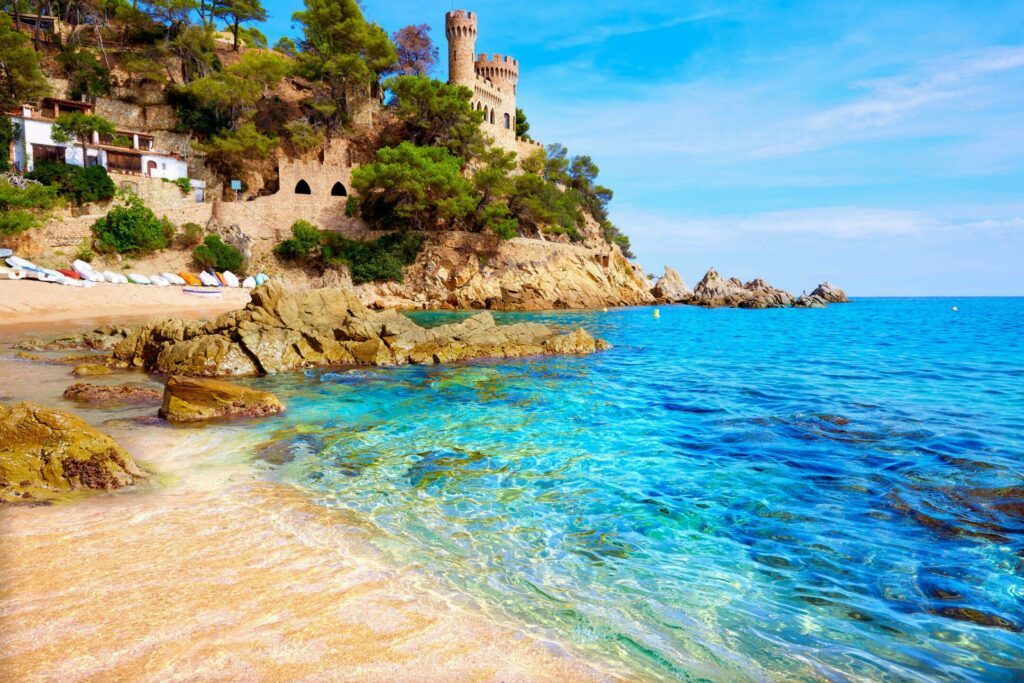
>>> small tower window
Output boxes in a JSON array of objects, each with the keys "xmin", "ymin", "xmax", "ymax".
[
  {"xmin": 331, "ymin": 182, "xmax": 347, "ymax": 197},
  {"xmin": 490, "ymin": 110, "xmax": 496, "ymax": 124},
  {"xmin": 295, "ymin": 179, "xmax": 311, "ymax": 195},
  {"xmin": 504, "ymin": 113, "xmax": 511, "ymax": 129}
]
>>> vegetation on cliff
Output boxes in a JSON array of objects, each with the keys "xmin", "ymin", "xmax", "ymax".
[
  {"xmin": 91, "ymin": 193, "xmax": 173, "ymax": 254},
  {"xmin": 275, "ymin": 220, "xmax": 422, "ymax": 284},
  {"xmin": 4, "ymin": 0, "xmax": 635, "ymax": 259}
]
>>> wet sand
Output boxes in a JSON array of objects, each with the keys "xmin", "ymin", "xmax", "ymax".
[{"xmin": 0, "ymin": 334, "xmax": 618, "ymax": 681}]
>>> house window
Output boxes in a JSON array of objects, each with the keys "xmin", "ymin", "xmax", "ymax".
[
  {"xmin": 32, "ymin": 144, "xmax": 65, "ymax": 165},
  {"xmin": 108, "ymin": 151, "xmax": 143, "ymax": 174},
  {"xmin": 295, "ymin": 180, "xmax": 312, "ymax": 195},
  {"xmin": 331, "ymin": 182, "xmax": 347, "ymax": 197}
]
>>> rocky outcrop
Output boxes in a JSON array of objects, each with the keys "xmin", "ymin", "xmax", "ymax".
[
  {"xmin": 689, "ymin": 268, "xmax": 794, "ymax": 309},
  {"xmin": 651, "ymin": 266, "xmax": 693, "ymax": 303},
  {"xmin": 355, "ymin": 233, "xmax": 654, "ymax": 310},
  {"xmin": 15, "ymin": 324, "xmax": 134, "ymax": 352},
  {"xmin": 112, "ymin": 282, "xmax": 611, "ymax": 376},
  {"xmin": 810, "ymin": 282, "xmax": 849, "ymax": 303},
  {"xmin": 0, "ymin": 402, "xmax": 146, "ymax": 502},
  {"xmin": 63, "ymin": 383, "xmax": 163, "ymax": 404},
  {"xmin": 159, "ymin": 376, "xmax": 285, "ymax": 422}
]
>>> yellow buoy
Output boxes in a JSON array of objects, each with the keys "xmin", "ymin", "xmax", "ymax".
[
  {"xmin": 602, "ymin": 307, "xmax": 608, "ymax": 313},
  {"xmin": 653, "ymin": 308, "xmax": 660, "ymax": 318}
]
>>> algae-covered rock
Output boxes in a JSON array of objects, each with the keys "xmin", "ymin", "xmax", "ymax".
[
  {"xmin": 113, "ymin": 282, "xmax": 612, "ymax": 376},
  {"xmin": 0, "ymin": 402, "xmax": 146, "ymax": 503},
  {"xmin": 158, "ymin": 375, "xmax": 285, "ymax": 423},
  {"xmin": 63, "ymin": 383, "xmax": 163, "ymax": 405},
  {"xmin": 72, "ymin": 363, "xmax": 112, "ymax": 377}
]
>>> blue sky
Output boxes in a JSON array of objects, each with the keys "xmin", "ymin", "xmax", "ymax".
[{"xmin": 259, "ymin": 1, "xmax": 1024, "ymax": 295}]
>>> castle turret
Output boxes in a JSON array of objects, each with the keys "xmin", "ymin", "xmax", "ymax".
[
  {"xmin": 445, "ymin": 10, "xmax": 478, "ymax": 87},
  {"xmin": 475, "ymin": 54, "xmax": 519, "ymax": 96}
]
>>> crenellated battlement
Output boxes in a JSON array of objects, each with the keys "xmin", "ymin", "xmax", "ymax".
[
  {"xmin": 444, "ymin": 10, "xmax": 477, "ymax": 38},
  {"xmin": 447, "ymin": 9, "xmax": 521, "ymax": 152}
]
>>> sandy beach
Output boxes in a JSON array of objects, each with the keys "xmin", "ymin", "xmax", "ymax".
[
  {"xmin": 0, "ymin": 327, "xmax": 620, "ymax": 681},
  {"xmin": 0, "ymin": 280, "xmax": 252, "ymax": 329}
]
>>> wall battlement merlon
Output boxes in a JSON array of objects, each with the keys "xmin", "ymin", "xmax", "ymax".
[{"xmin": 475, "ymin": 54, "xmax": 519, "ymax": 68}]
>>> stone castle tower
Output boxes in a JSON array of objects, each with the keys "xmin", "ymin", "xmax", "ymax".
[{"xmin": 445, "ymin": 10, "xmax": 518, "ymax": 151}]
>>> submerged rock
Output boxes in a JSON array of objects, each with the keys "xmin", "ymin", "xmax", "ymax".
[
  {"xmin": 158, "ymin": 375, "xmax": 285, "ymax": 423},
  {"xmin": 72, "ymin": 363, "xmax": 112, "ymax": 377},
  {"xmin": 16, "ymin": 351, "xmax": 112, "ymax": 366},
  {"xmin": 689, "ymin": 268, "xmax": 794, "ymax": 309},
  {"xmin": 63, "ymin": 383, "xmax": 163, "ymax": 405},
  {"xmin": 113, "ymin": 282, "xmax": 611, "ymax": 377},
  {"xmin": 651, "ymin": 266, "xmax": 693, "ymax": 303},
  {"xmin": 15, "ymin": 325, "xmax": 135, "ymax": 352},
  {"xmin": 0, "ymin": 402, "xmax": 146, "ymax": 503}
]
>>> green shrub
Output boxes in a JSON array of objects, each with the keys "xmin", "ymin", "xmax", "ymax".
[
  {"xmin": 91, "ymin": 195, "xmax": 170, "ymax": 254},
  {"xmin": 194, "ymin": 235, "xmax": 244, "ymax": 272},
  {"xmin": 27, "ymin": 162, "xmax": 116, "ymax": 206},
  {"xmin": 178, "ymin": 222, "xmax": 204, "ymax": 247},
  {"xmin": 163, "ymin": 177, "xmax": 191, "ymax": 194},
  {"xmin": 76, "ymin": 245, "xmax": 95, "ymax": 263},
  {"xmin": 0, "ymin": 180, "xmax": 59, "ymax": 237},
  {"xmin": 274, "ymin": 220, "xmax": 321, "ymax": 259},
  {"xmin": 321, "ymin": 231, "xmax": 424, "ymax": 284}
]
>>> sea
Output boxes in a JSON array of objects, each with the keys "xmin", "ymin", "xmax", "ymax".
[{"xmin": 238, "ymin": 298, "xmax": 1024, "ymax": 680}]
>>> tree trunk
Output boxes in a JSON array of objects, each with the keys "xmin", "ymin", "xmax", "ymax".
[{"xmin": 233, "ymin": 19, "xmax": 239, "ymax": 51}]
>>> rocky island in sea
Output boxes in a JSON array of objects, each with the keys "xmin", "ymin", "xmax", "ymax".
[{"xmin": 2, "ymin": 1, "xmax": 1020, "ymax": 682}]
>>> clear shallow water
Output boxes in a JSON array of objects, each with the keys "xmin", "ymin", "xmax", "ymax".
[{"xmin": 253, "ymin": 299, "xmax": 1024, "ymax": 681}]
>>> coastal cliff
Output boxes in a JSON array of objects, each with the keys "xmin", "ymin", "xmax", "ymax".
[{"xmin": 358, "ymin": 233, "xmax": 654, "ymax": 310}]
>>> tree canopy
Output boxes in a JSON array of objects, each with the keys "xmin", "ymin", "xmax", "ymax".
[
  {"xmin": 391, "ymin": 24, "xmax": 437, "ymax": 77},
  {"xmin": 0, "ymin": 14, "xmax": 49, "ymax": 107}
]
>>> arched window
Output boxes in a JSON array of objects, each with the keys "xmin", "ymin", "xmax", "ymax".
[
  {"xmin": 331, "ymin": 181, "xmax": 347, "ymax": 197},
  {"xmin": 504, "ymin": 112, "xmax": 511, "ymax": 129},
  {"xmin": 295, "ymin": 179, "xmax": 311, "ymax": 195},
  {"xmin": 483, "ymin": 105, "xmax": 489, "ymax": 122},
  {"xmin": 490, "ymin": 110, "xmax": 496, "ymax": 124}
]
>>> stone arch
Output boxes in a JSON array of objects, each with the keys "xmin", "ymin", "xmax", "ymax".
[
  {"xmin": 331, "ymin": 181, "xmax": 347, "ymax": 197},
  {"xmin": 295, "ymin": 179, "xmax": 311, "ymax": 195}
]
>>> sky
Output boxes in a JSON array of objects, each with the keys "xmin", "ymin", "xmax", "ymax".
[{"xmin": 258, "ymin": 1, "xmax": 1024, "ymax": 296}]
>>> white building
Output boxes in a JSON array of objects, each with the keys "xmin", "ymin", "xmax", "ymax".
[{"xmin": 7, "ymin": 98, "xmax": 190, "ymax": 181}]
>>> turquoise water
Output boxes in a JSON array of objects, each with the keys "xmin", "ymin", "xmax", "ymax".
[{"xmin": 254, "ymin": 299, "xmax": 1024, "ymax": 680}]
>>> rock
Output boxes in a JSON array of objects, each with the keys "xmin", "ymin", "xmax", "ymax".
[
  {"xmin": 16, "ymin": 351, "xmax": 112, "ymax": 365},
  {"xmin": 0, "ymin": 402, "xmax": 146, "ymax": 503},
  {"xmin": 63, "ymin": 383, "xmax": 163, "ymax": 404},
  {"xmin": 689, "ymin": 268, "xmax": 794, "ymax": 308},
  {"xmin": 793, "ymin": 295, "xmax": 827, "ymax": 309},
  {"xmin": 158, "ymin": 375, "xmax": 286, "ymax": 422},
  {"xmin": 72, "ymin": 363, "xmax": 112, "ymax": 377},
  {"xmin": 356, "ymin": 233, "xmax": 655, "ymax": 311},
  {"xmin": 114, "ymin": 282, "xmax": 612, "ymax": 377},
  {"xmin": 651, "ymin": 266, "xmax": 693, "ymax": 303},
  {"xmin": 15, "ymin": 325, "xmax": 135, "ymax": 352},
  {"xmin": 810, "ymin": 282, "xmax": 849, "ymax": 303}
]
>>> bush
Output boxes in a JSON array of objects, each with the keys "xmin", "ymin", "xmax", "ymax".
[
  {"xmin": 321, "ymin": 231, "xmax": 424, "ymax": 284},
  {"xmin": 194, "ymin": 235, "xmax": 244, "ymax": 272},
  {"xmin": 274, "ymin": 220, "xmax": 321, "ymax": 259},
  {"xmin": 0, "ymin": 180, "xmax": 59, "ymax": 237},
  {"xmin": 178, "ymin": 222, "xmax": 204, "ymax": 247},
  {"xmin": 27, "ymin": 162, "xmax": 116, "ymax": 206},
  {"xmin": 91, "ymin": 195, "xmax": 170, "ymax": 254},
  {"xmin": 76, "ymin": 245, "xmax": 94, "ymax": 263}
]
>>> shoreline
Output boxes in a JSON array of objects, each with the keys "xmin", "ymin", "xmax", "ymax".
[
  {"xmin": 0, "ymin": 329, "xmax": 627, "ymax": 681},
  {"xmin": 0, "ymin": 280, "xmax": 252, "ymax": 332}
]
